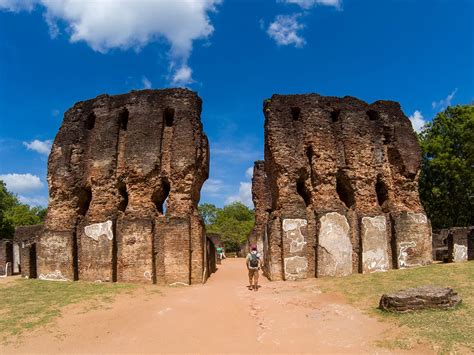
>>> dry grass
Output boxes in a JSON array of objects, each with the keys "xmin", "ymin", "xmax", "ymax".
[
  {"xmin": 0, "ymin": 279, "xmax": 134, "ymax": 343},
  {"xmin": 315, "ymin": 261, "xmax": 474, "ymax": 353}
]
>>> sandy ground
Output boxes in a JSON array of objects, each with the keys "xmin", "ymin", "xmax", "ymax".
[{"xmin": 3, "ymin": 259, "xmax": 433, "ymax": 354}]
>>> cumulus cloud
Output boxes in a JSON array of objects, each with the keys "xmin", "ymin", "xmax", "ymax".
[
  {"xmin": 18, "ymin": 195, "xmax": 48, "ymax": 207},
  {"xmin": 23, "ymin": 139, "xmax": 53, "ymax": 155},
  {"xmin": 267, "ymin": 14, "xmax": 306, "ymax": 48},
  {"xmin": 141, "ymin": 76, "xmax": 152, "ymax": 89},
  {"xmin": 0, "ymin": 0, "xmax": 221, "ymax": 85},
  {"xmin": 432, "ymin": 88, "xmax": 458, "ymax": 110},
  {"xmin": 202, "ymin": 179, "xmax": 224, "ymax": 195},
  {"xmin": 408, "ymin": 110, "xmax": 426, "ymax": 133},
  {"xmin": 226, "ymin": 182, "xmax": 253, "ymax": 208},
  {"xmin": 171, "ymin": 64, "xmax": 193, "ymax": 86},
  {"xmin": 245, "ymin": 167, "xmax": 254, "ymax": 179},
  {"xmin": 0, "ymin": 173, "xmax": 44, "ymax": 194},
  {"xmin": 282, "ymin": 0, "xmax": 342, "ymax": 9}
]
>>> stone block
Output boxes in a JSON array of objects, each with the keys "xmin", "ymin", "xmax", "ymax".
[{"xmin": 361, "ymin": 215, "xmax": 389, "ymax": 273}]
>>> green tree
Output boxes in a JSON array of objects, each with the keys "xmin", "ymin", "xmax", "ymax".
[
  {"xmin": 419, "ymin": 104, "xmax": 474, "ymax": 229},
  {"xmin": 199, "ymin": 202, "xmax": 254, "ymax": 252},
  {"xmin": 0, "ymin": 180, "xmax": 47, "ymax": 239}
]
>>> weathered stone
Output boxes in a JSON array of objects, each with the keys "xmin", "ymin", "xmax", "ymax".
[
  {"xmin": 283, "ymin": 218, "xmax": 308, "ymax": 280},
  {"xmin": 447, "ymin": 227, "xmax": 473, "ymax": 263},
  {"xmin": 317, "ymin": 212, "xmax": 352, "ymax": 277},
  {"xmin": 361, "ymin": 216, "xmax": 389, "ymax": 273},
  {"xmin": 38, "ymin": 89, "xmax": 209, "ymax": 284},
  {"xmin": 14, "ymin": 225, "xmax": 42, "ymax": 278},
  {"xmin": 379, "ymin": 286, "xmax": 461, "ymax": 312},
  {"xmin": 393, "ymin": 212, "xmax": 432, "ymax": 268},
  {"xmin": 262, "ymin": 94, "xmax": 431, "ymax": 280}
]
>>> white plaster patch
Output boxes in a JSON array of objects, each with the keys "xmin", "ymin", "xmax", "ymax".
[
  {"xmin": 0, "ymin": 262, "xmax": 10, "ymax": 277},
  {"xmin": 144, "ymin": 271, "xmax": 152, "ymax": 280},
  {"xmin": 13, "ymin": 243, "xmax": 20, "ymax": 274},
  {"xmin": 318, "ymin": 212, "xmax": 352, "ymax": 277},
  {"xmin": 361, "ymin": 216, "xmax": 389, "ymax": 273},
  {"xmin": 284, "ymin": 256, "xmax": 308, "ymax": 280},
  {"xmin": 84, "ymin": 220, "xmax": 113, "ymax": 241},
  {"xmin": 398, "ymin": 241, "xmax": 421, "ymax": 268},
  {"xmin": 282, "ymin": 218, "xmax": 307, "ymax": 253},
  {"xmin": 39, "ymin": 270, "xmax": 69, "ymax": 281},
  {"xmin": 407, "ymin": 212, "xmax": 427, "ymax": 224},
  {"xmin": 453, "ymin": 244, "xmax": 468, "ymax": 263}
]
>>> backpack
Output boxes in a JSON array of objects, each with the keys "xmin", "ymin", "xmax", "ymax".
[{"xmin": 249, "ymin": 253, "xmax": 259, "ymax": 268}]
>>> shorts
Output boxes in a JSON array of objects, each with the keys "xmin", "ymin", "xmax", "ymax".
[{"xmin": 248, "ymin": 268, "xmax": 259, "ymax": 278}]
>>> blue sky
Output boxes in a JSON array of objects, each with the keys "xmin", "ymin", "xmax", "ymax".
[{"xmin": 0, "ymin": 0, "xmax": 472, "ymax": 208}]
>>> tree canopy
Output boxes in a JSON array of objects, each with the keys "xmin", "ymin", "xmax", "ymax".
[
  {"xmin": 0, "ymin": 180, "xmax": 47, "ymax": 239},
  {"xmin": 199, "ymin": 202, "xmax": 254, "ymax": 252},
  {"xmin": 419, "ymin": 104, "xmax": 474, "ymax": 229}
]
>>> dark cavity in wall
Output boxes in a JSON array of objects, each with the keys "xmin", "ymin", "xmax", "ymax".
[
  {"xmin": 375, "ymin": 176, "xmax": 389, "ymax": 211},
  {"xmin": 367, "ymin": 110, "xmax": 380, "ymax": 121},
  {"xmin": 72, "ymin": 226, "xmax": 79, "ymax": 280},
  {"xmin": 117, "ymin": 181, "xmax": 128, "ymax": 212},
  {"xmin": 331, "ymin": 109, "xmax": 341, "ymax": 122},
  {"xmin": 163, "ymin": 107, "xmax": 175, "ymax": 127},
  {"xmin": 336, "ymin": 171, "xmax": 355, "ymax": 209},
  {"xmin": 297, "ymin": 175, "xmax": 311, "ymax": 207},
  {"xmin": 152, "ymin": 179, "xmax": 170, "ymax": 214},
  {"xmin": 306, "ymin": 146, "xmax": 316, "ymax": 186},
  {"xmin": 85, "ymin": 112, "xmax": 96, "ymax": 130},
  {"xmin": 119, "ymin": 108, "xmax": 129, "ymax": 130},
  {"xmin": 291, "ymin": 107, "xmax": 301, "ymax": 121},
  {"xmin": 77, "ymin": 186, "xmax": 92, "ymax": 216},
  {"xmin": 29, "ymin": 243, "xmax": 37, "ymax": 279}
]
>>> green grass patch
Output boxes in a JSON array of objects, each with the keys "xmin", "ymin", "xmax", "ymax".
[
  {"xmin": 0, "ymin": 279, "xmax": 135, "ymax": 343},
  {"xmin": 315, "ymin": 261, "xmax": 474, "ymax": 353}
]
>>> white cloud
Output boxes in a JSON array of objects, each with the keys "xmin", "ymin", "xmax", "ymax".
[
  {"xmin": 408, "ymin": 110, "xmax": 426, "ymax": 133},
  {"xmin": 0, "ymin": 173, "xmax": 44, "ymax": 194},
  {"xmin": 171, "ymin": 64, "xmax": 193, "ymax": 86},
  {"xmin": 282, "ymin": 0, "xmax": 342, "ymax": 9},
  {"xmin": 18, "ymin": 195, "xmax": 48, "ymax": 207},
  {"xmin": 245, "ymin": 167, "xmax": 253, "ymax": 179},
  {"xmin": 0, "ymin": 0, "xmax": 221, "ymax": 85},
  {"xmin": 23, "ymin": 139, "xmax": 53, "ymax": 155},
  {"xmin": 142, "ymin": 76, "xmax": 152, "ymax": 89},
  {"xmin": 0, "ymin": 0, "xmax": 36, "ymax": 12},
  {"xmin": 432, "ymin": 88, "xmax": 458, "ymax": 110},
  {"xmin": 202, "ymin": 179, "xmax": 224, "ymax": 195},
  {"xmin": 226, "ymin": 182, "xmax": 253, "ymax": 208},
  {"xmin": 267, "ymin": 14, "xmax": 306, "ymax": 48}
]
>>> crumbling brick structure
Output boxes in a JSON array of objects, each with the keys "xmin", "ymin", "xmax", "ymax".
[
  {"xmin": 15, "ymin": 224, "xmax": 43, "ymax": 278},
  {"xmin": 262, "ymin": 94, "xmax": 432, "ymax": 280},
  {"xmin": 433, "ymin": 227, "xmax": 473, "ymax": 263},
  {"xmin": 38, "ymin": 89, "xmax": 209, "ymax": 284},
  {"xmin": 247, "ymin": 160, "xmax": 271, "ymax": 274}
]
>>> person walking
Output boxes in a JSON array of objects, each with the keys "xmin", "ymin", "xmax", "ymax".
[{"xmin": 246, "ymin": 245, "xmax": 261, "ymax": 291}]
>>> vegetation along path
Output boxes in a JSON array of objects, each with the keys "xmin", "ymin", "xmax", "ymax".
[{"xmin": 5, "ymin": 259, "xmax": 465, "ymax": 353}]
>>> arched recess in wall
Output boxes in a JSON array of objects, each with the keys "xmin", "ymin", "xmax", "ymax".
[
  {"xmin": 85, "ymin": 112, "xmax": 96, "ymax": 130},
  {"xmin": 375, "ymin": 175, "xmax": 389, "ymax": 212},
  {"xmin": 336, "ymin": 171, "xmax": 355, "ymax": 209},
  {"xmin": 119, "ymin": 108, "xmax": 129, "ymax": 131},
  {"xmin": 296, "ymin": 174, "xmax": 311, "ymax": 207},
  {"xmin": 163, "ymin": 108, "xmax": 175, "ymax": 127},
  {"xmin": 152, "ymin": 179, "xmax": 170, "ymax": 214},
  {"xmin": 77, "ymin": 186, "xmax": 92, "ymax": 216}
]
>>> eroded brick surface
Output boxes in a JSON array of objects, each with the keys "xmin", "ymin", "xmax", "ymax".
[
  {"xmin": 38, "ymin": 89, "xmax": 209, "ymax": 284},
  {"xmin": 261, "ymin": 94, "xmax": 431, "ymax": 280}
]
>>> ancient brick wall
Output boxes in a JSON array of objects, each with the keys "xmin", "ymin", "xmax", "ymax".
[
  {"xmin": 38, "ymin": 89, "xmax": 209, "ymax": 284},
  {"xmin": 14, "ymin": 225, "xmax": 43, "ymax": 278},
  {"xmin": 263, "ymin": 94, "xmax": 432, "ymax": 280},
  {"xmin": 247, "ymin": 161, "xmax": 271, "ymax": 274}
]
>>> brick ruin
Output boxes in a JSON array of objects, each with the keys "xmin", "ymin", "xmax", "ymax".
[
  {"xmin": 432, "ymin": 227, "xmax": 474, "ymax": 263},
  {"xmin": 260, "ymin": 94, "xmax": 432, "ymax": 280},
  {"xmin": 38, "ymin": 89, "xmax": 210, "ymax": 284}
]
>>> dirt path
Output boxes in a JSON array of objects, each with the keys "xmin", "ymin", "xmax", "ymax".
[{"xmin": 4, "ymin": 259, "xmax": 432, "ymax": 354}]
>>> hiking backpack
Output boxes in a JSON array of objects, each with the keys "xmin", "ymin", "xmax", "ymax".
[{"xmin": 249, "ymin": 253, "xmax": 259, "ymax": 268}]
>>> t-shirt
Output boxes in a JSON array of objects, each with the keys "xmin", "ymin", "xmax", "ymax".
[{"xmin": 246, "ymin": 251, "xmax": 261, "ymax": 268}]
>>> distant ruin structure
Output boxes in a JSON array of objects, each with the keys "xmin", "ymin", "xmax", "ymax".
[
  {"xmin": 432, "ymin": 227, "xmax": 474, "ymax": 263},
  {"xmin": 38, "ymin": 89, "xmax": 210, "ymax": 284},
  {"xmin": 261, "ymin": 94, "xmax": 432, "ymax": 280}
]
